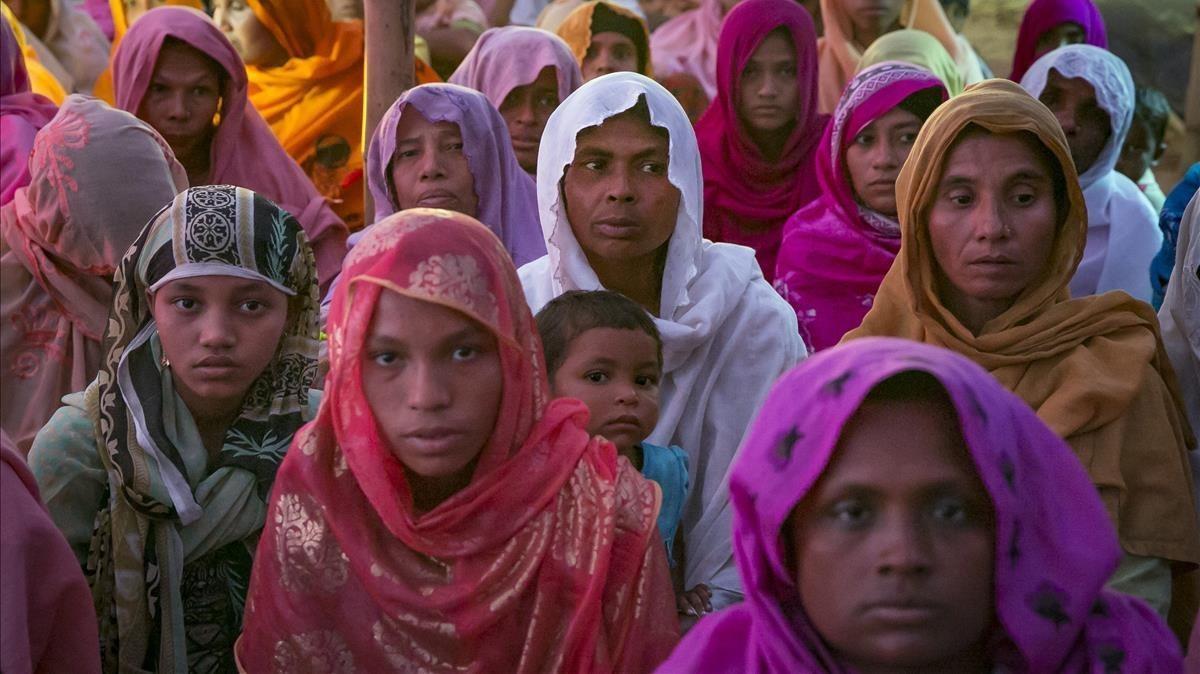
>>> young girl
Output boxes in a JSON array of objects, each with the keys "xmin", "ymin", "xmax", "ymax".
[
  {"xmin": 237, "ymin": 209, "xmax": 678, "ymax": 672},
  {"xmin": 658, "ymin": 338, "xmax": 1182, "ymax": 672},
  {"xmin": 536, "ymin": 289, "xmax": 710, "ymax": 616},
  {"xmin": 29, "ymin": 185, "xmax": 321, "ymax": 673}
]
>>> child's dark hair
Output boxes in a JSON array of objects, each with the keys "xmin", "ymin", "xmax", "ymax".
[
  {"xmin": 1132, "ymin": 85, "xmax": 1170, "ymax": 149},
  {"xmin": 535, "ymin": 290, "xmax": 663, "ymax": 378},
  {"xmin": 897, "ymin": 87, "xmax": 945, "ymax": 123},
  {"xmin": 938, "ymin": 0, "xmax": 969, "ymax": 14}
]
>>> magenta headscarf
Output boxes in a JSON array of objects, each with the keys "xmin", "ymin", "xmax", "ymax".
[
  {"xmin": 774, "ymin": 62, "xmax": 946, "ymax": 352},
  {"xmin": 0, "ymin": 19, "xmax": 58, "ymax": 207},
  {"xmin": 694, "ymin": 0, "xmax": 822, "ymax": 283},
  {"xmin": 657, "ymin": 337, "xmax": 1183, "ymax": 673},
  {"xmin": 110, "ymin": 6, "xmax": 348, "ymax": 289},
  {"xmin": 364, "ymin": 83, "xmax": 546, "ymax": 266},
  {"xmin": 448, "ymin": 26, "xmax": 582, "ymax": 114},
  {"xmin": 1009, "ymin": 0, "xmax": 1107, "ymax": 82}
]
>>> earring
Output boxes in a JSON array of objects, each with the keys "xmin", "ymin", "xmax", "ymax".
[{"xmin": 160, "ymin": 353, "xmax": 170, "ymax": 368}]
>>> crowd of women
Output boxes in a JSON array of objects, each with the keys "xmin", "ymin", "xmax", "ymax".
[{"xmin": 1, "ymin": 0, "xmax": 1198, "ymax": 671}]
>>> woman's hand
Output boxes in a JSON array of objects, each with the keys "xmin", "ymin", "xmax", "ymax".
[{"xmin": 676, "ymin": 583, "xmax": 713, "ymax": 617}]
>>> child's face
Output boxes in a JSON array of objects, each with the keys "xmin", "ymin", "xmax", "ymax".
[{"xmin": 551, "ymin": 327, "xmax": 661, "ymax": 455}]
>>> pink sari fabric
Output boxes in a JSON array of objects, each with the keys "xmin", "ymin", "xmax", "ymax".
[
  {"xmin": 1009, "ymin": 0, "xmax": 1107, "ymax": 82},
  {"xmin": 448, "ymin": 26, "xmax": 582, "ymax": 115},
  {"xmin": 238, "ymin": 209, "xmax": 678, "ymax": 673},
  {"xmin": 364, "ymin": 84, "xmax": 546, "ymax": 266},
  {"xmin": 650, "ymin": 0, "xmax": 723, "ymax": 101},
  {"xmin": 774, "ymin": 62, "xmax": 945, "ymax": 352},
  {"xmin": 111, "ymin": 7, "xmax": 348, "ymax": 289},
  {"xmin": 0, "ymin": 19, "xmax": 58, "ymax": 206},
  {"xmin": 694, "ymin": 0, "xmax": 823, "ymax": 283},
  {"xmin": 658, "ymin": 337, "xmax": 1183, "ymax": 673},
  {"xmin": 0, "ymin": 430, "xmax": 100, "ymax": 674},
  {"xmin": 0, "ymin": 95, "xmax": 185, "ymax": 454}
]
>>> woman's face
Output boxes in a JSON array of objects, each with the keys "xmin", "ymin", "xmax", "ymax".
[
  {"xmin": 499, "ymin": 67, "xmax": 560, "ymax": 174},
  {"xmin": 137, "ymin": 42, "xmax": 222, "ymax": 161},
  {"xmin": 842, "ymin": 0, "xmax": 904, "ymax": 41},
  {"xmin": 582, "ymin": 31, "xmax": 640, "ymax": 81},
  {"xmin": 151, "ymin": 275, "xmax": 290, "ymax": 420},
  {"xmin": 361, "ymin": 290, "xmax": 503, "ymax": 483},
  {"xmin": 844, "ymin": 105, "xmax": 924, "ymax": 217},
  {"xmin": 790, "ymin": 395, "xmax": 994, "ymax": 672},
  {"xmin": 737, "ymin": 30, "xmax": 799, "ymax": 138},
  {"xmin": 1033, "ymin": 21, "xmax": 1086, "ymax": 61},
  {"xmin": 388, "ymin": 109, "xmax": 479, "ymax": 217},
  {"xmin": 1037, "ymin": 69, "xmax": 1110, "ymax": 175},
  {"xmin": 563, "ymin": 109, "xmax": 680, "ymax": 266},
  {"xmin": 213, "ymin": 0, "xmax": 285, "ymax": 67},
  {"xmin": 927, "ymin": 131, "xmax": 1060, "ymax": 330}
]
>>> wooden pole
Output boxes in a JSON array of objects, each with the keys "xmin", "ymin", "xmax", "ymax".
[
  {"xmin": 1185, "ymin": 2, "xmax": 1200, "ymax": 164},
  {"xmin": 363, "ymin": 0, "xmax": 416, "ymax": 222}
]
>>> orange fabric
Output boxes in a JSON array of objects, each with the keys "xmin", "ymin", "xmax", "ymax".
[
  {"xmin": 91, "ymin": 0, "xmax": 206, "ymax": 104},
  {"xmin": 237, "ymin": 209, "xmax": 679, "ymax": 672},
  {"xmin": 245, "ymin": 0, "xmax": 366, "ymax": 230},
  {"xmin": 1, "ymin": 6, "xmax": 66, "ymax": 104},
  {"xmin": 844, "ymin": 79, "xmax": 1200, "ymax": 565}
]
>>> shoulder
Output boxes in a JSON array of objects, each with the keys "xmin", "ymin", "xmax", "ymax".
[
  {"xmin": 28, "ymin": 391, "xmax": 96, "ymax": 473},
  {"xmin": 655, "ymin": 606, "xmax": 756, "ymax": 673},
  {"xmin": 517, "ymin": 255, "xmax": 553, "ymax": 312}
]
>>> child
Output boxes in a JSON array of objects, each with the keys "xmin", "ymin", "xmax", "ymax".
[
  {"xmin": 1117, "ymin": 85, "xmax": 1170, "ymax": 212},
  {"xmin": 537, "ymin": 289, "xmax": 712, "ymax": 617}
]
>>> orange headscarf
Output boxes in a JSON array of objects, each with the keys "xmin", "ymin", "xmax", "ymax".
[
  {"xmin": 237, "ymin": 209, "xmax": 678, "ymax": 672},
  {"xmin": 844, "ymin": 79, "xmax": 1199, "ymax": 566},
  {"xmin": 1, "ymin": 5, "xmax": 66, "ymax": 103}
]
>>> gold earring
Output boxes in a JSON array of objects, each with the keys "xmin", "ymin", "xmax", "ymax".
[{"xmin": 160, "ymin": 353, "xmax": 170, "ymax": 368}]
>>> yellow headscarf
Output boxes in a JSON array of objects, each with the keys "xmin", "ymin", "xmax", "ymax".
[
  {"xmin": 857, "ymin": 28, "xmax": 963, "ymax": 96},
  {"xmin": 1, "ymin": 4, "xmax": 67, "ymax": 103},
  {"xmin": 844, "ymin": 79, "xmax": 1199, "ymax": 566},
  {"xmin": 551, "ymin": 1, "xmax": 653, "ymax": 77}
]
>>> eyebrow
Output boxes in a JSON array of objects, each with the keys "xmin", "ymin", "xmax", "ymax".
[
  {"xmin": 938, "ymin": 168, "xmax": 1050, "ymax": 188},
  {"xmin": 368, "ymin": 324, "xmax": 489, "ymax": 347},
  {"xmin": 164, "ymin": 280, "xmax": 275, "ymax": 294}
]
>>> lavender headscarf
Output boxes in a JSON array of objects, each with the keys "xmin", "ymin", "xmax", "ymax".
[
  {"xmin": 658, "ymin": 337, "xmax": 1182, "ymax": 673},
  {"xmin": 448, "ymin": 26, "xmax": 582, "ymax": 112},
  {"xmin": 364, "ymin": 83, "xmax": 546, "ymax": 266}
]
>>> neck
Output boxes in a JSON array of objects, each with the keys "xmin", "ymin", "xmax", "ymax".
[
  {"xmin": 407, "ymin": 460, "xmax": 478, "ymax": 513},
  {"xmin": 183, "ymin": 394, "xmax": 242, "ymax": 463},
  {"xmin": 938, "ymin": 279, "xmax": 1015, "ymax": 336},
  {"xmin": 748, "ymin": 120, "xmax": 796, "ymax": 161},
  {"xmin": 585, "ymin": 247, "xmax": 666, "ymax": 316},
  {"xmin": 844, "ymin": 642, "xmax": 989, "ymax": 674},
  {"xmin": 851, "ymin": 19, "xmax": 901, "ymax": 51},
  {"xmin": 175, "ymin": 131, "xmax": 214, "ymax": 186}
]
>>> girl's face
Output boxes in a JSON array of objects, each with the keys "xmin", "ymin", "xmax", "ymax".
[
  {"xmin": 789, "ymin": 395, "xmax": 994, "ymax": 672},
  {"xmin": 499, "ymin": 67, "xmax": 561, "ymax": 174},
  {"xmin": 151, "ymin": 275, "xmax": 290, "ymax": 420},
  {"xmin": 137, "ymin": 42, "xmax": 222, "ymax": 161},
  {"xmin": 737, "ymin": 29, "xmax": 799, "ymax": 138},
  {"xmin": 582, "ymin": 31, "xmax": 639, "ymax": 81},
  {"xmin": 361, "ymin": 291, "xmax": 503, "ymax": 484},
  {"xmin": 389, "ymin": 110, "xmax": 480, "ymax": 218},
  {"xmin": 213, "ymin": 0, "xmax": 285, "ymax": 67},
  {"xmin": 844, "ymin": 105, "xmax": 923, "ymax": 217}
]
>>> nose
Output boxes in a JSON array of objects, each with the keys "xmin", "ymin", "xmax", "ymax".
[
  {"xmin": 614, "ymin": 382, "xmax": 640, "ymax": 407},
  {"xmin": 875, "ymin": 516, "xmax": 933, "ymax": 578},
  {"xmin": 757, "ymin": 73, "xmax": 780, "ymax": 99},
  {"xmin": 604, "ymin": 166, "xmax": 636, "ymax": 204},
  {"xmin": 165, "ymin": 90, "xmax": 189, "ymax": 121},
  {"xmin": 417, "ymin": 146, "xmax": 447, "ymax": 181},
  {"xmin": 1053, "ymin": 105, "xmax": 1077, "ymax": 136},
  {"xmin": 405, "ymin": 360, "xmax": 452, "ymax": 411},
  {"xmin": 870, "ymin": 137, "xmax": 901, "ymax": 170},
  {"xmin": 197, "ymin": 308, "xmax": 236, "ymax": 350},
  {"xmin": 513, "ymin": 99, "xmax": 536, "ymax": 127},
  {"xmin": 213, "ymin": 5, "xmax": 229, "ymax": 30},
  {"xmin": 971, "ymin": 192, "xmax": 1009, "ymax": 241}
]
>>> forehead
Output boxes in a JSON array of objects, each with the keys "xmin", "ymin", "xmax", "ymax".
[
  {"xmin": 574, "ymin": 110, "xmax": 669, "ymax": 152},
  {"xmin": 942, "ymin": 131, "xmax": 1053, "ymax": 177},
  {"xmin": 1044, "ymin": 69, "xmax": 1097, "ymax": 101},
  {"xmin": 394, "ymin": 109, "xmax": 462, "ymax": 138},
  {"xmin": 154, "ymin": 274, "xmax": 280, "ymax": 296},
  {"xmin": 590, "ymin": 31, "xmax": 636, "ymax": 49},
  {"xmin": 153, "ymin": 42, "xmax": 223, "ymax": 82},
  {"xmin": 367, "ymin": 289, "xmax": 490, "ymax": 339},
  {"xmin": 564, "ymin": 326, "xmax": 658, "ymax": 361},
  {"xmin": 747, "ymin": 29, "xmax": 795, "ymax": 62}
]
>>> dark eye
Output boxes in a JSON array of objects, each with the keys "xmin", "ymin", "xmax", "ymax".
[
  {"xmin": 171, "ymin": 297, "xmax": 197, "ymax": 311},
  {"xmin": 149, "ymin": 83, "xmax": 168, "ymax": 94},
  {"xmin": 240, "ymin": 299, "xmax": 269, "ymax": 313},
  {"xmin": 640, "ymin": 161, "xmax": 666, "ymax": 175},
  {"xmin": 931, "ymin": 498, "xmax": 968, "ymax": 524},
  {"xmin": 446, "ymin": 141, "xmax": 464, "ymax": 152},
  {"xmin": 900, "ymin": 132, "xmax": 918, "ymax": 144},
  {"xmin": 780, "ymin": 65, "xmax": 796, "ymax": 76},
  {"xmin": 582, "ymin": 159, "xmax": 605, "ymax": 172},
  {"xmin": 537, "ymin": 93, "xmax": 558, "ymax": 108},
  {"xmin": 829, "ymin": 500, "xmax": 871, "ymax": 527},
  {"xmin": 1013, "ymin": 191, "xmax": 1037, "ymax": 206},
  {"xmin": 853, "ymin": 132, "xmax": 874, "ymax": 147},
  {"xmin": 451, "ymin": 346, "xmax": 477, "ymax": 362},
  {"xmin": 634, "ymin": 374, "xmax": 658, "ymax": 387},
  {"xmin": 585, "ymin": 371, "xmax": 608, "ymax": 383},
  {"xmin": 371, "ymin": 352, "xmax": 397, "ymax": 366},
  {"xmin": 946, "ymin": 191, "xmax": 972, "ymax": 207}
]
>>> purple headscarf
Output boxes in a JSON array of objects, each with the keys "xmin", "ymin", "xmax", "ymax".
[
  {"xmin": 0, "ymin": 19, "xmax": 58, "ymax": 206},
  {"xmin": 364, "ymin": 83, "xmax": 546, "ymax": 266},
  {"xmin": 658, "ymin": 337, "xmax": 1182, "ymax": 673},
  {"xmin": 448, "ymin": 26, "xmax": 582, "ymax": 113},
  {"xmin": 1009, "ymin": 0, "xmax": 1107, "ymax": 82},
  {"xmin": 774, "ymin": 62, "xmax": 946, "ymax": 352}
]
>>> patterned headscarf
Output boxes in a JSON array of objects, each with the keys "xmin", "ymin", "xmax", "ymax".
[{"xmin": 86, "ymin": 185, "xmax": 319, "ymax": 673}]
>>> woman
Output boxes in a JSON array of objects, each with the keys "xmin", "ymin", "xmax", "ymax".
[
  {"xmin": 657, "ymin": 338, "xmax": 1183, "ymax": 672},
  {"xmin": 1009, "ymin": 0, "xmax": 1106, "ymax": 82},
  {"xmin": 213, "ymin": 0, "xmax": 367, "ymax": 231},
  {"xmin": 775, "ymin": 62, "xmax": 947, "ymax": 352},
  {"xmin": 816, "ymin": 0, "xmax": 976, "ymax": 114},
  {"xmin": 28, "ymin": 185, "xmax": 321, "ymax": 673},
  {"xmin": 111, "ymin": 6, "xmax": 348, "ymax": 291},
  {"xmin": 362, "ymin": 83, "xmax": 545, "ymax": 267},
  {"xmin": 1, "ymin": 5, "xmax": 65, "ymax": 103},
  {"xmin": 2, "ymin": 96, "xmax": 185, "ymax": 455},
  {"xmin": 0, "ymin": 17, "xmax": 57, "ymax": 205},
  {"xmin": 857, "ymin": 27, "xmax": 963, "ymax": 97},
  {"xmin": 237, "ymin": 209, "xmax": 678, "ymax": 672},
  {"xmin": 1021, "ymin": 45, "xmax": 1160, "ymax": 302},
  {"xmin": 695, "ymin": 0, "xmax": 823, "ymax": 283},
  {"xmin": 843, "ymin": 79, "xmax": 1199, "ymax": 614},
  {"xmin": 552, "ymin": 1, "xmax": 652, "ymax": 81},
  {"xmin": 5, "ymin": 0, "xmax": 109, "ymax": 94},
  {"xmin": 448, "ymin": 26, "xmax": 582, "ymax": 175},
  {"xmin": 520, "ymin": 72, "xmax": 804, "ymax": 610}
]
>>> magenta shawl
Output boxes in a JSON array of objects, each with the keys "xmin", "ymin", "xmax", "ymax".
[
  {"xmin": 0, "ymin": 19, "xmax": 57, "ymax": 207},
  {"xmin": 774, "ymin": 62, "xmax": 946, "ymax": 352},
  {"xmin": 1009, "ymin": 0, "xmax": 1107, "ymax": 82},
  {"xmin": 364, "ymin": 83, "xmax": 546, "ymax": 266},
  {"xmin": 694, "ymin": 0, "xmax": 822, "ymax": 283},
  {"xmin": 649, "ymin": 0, "xmax": 722, "ymax": 100},
  {"xmin": 0, "ymin": 430, "xmax": 100, "ymax": 674},
  {"xmin": 111, "ymin": 7, "xmax": 348, "ymax": 288},
  {"xmin": 657, "ymin": 337, "xmax": 1183, "ymax": 673},
  {"xmin": 448, "ymin": 26, "xmax": 582, "ymax": 115}
]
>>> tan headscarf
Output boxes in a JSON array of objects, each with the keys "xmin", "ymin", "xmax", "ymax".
[{"xmin": 844, "ymin": 79, "xmax": 1199, "ymax": 566}]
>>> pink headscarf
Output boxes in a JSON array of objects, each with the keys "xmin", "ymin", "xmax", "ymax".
[
  {"xmin": 650, "ymin": 0, "xmax": 723, "ymax": 100},
  {"xmin": 0, "ymin": 19, "xmax": 58, "ymax": 206},
  {"xmin": 774, "ymin": 62, "xmax": 945, "ymax": 352},
  {"xmin": 658, "ymin": 337, "xmax": 1183, "ymax": 673},
  {"xmin": 364, "ymin": 84, "xmax": 546, "ymax": 266},
  {"xmin": 0, "ymin": 430, "xmax": 101, "ymax": 674},
  {"xmin": 1009, "ymin": 0, "xmax": 1107, "ymax": 82},
  {"xmin": 694, "ymin": 0, "xmax": 823, "ymax": 283},
  {"xmin": 448, "ymin": 26, "xmax": 582, "ymax": 113},
  {"xmin": 0, "ymin": 95, "xmax": 186, "ymax": 454},
  {"xmin": 110, "ymin": 6, "xmax": 348, "ymax": 289}
]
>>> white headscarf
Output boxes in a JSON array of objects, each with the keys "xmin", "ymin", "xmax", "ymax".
[
  {"xmin": 1021, "ymin": 45, "xmax": 1160, "ymax": 302},
  {"xmin": 519, "ymin": 72, "xmax": 804, "ymax": 605},
  {"xmin": 1159, "ymin": 193, "xmax": 1199, "ymax": 439}
]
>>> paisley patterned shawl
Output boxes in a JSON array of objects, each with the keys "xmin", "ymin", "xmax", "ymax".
[
  {"xmin": 86, "ymin": 185, "xmax": 319, "ymax": 673},
  {"xmin": 238, "ymin": 208, "xmax": 678, "ymax": 673}
]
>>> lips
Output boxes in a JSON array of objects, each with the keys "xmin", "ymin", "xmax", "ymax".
[
  {"xmin": 602, "ymin": 415, "xmax": 643, "ymax": 434},
  {"xmin": 593, "ymin": 217, "xmax": 641, "ymax": 239},
  {"xmin": 400, "ymin": 427, "xmax": 465, "ymax": 454},
  {"xmin": 416, "ymin": 190, "xmax": 459, "ymax": 208},
  {"xmin": 860, "ymin": 599, "xmax": 944, "ymax": 625},
  {"xmin": 510, "ymin": 136, "xmax": 540, "ymax": 151},
  {"xmin": 192, "ymin": 355, "xmax": 239, "ymax": 378}
]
